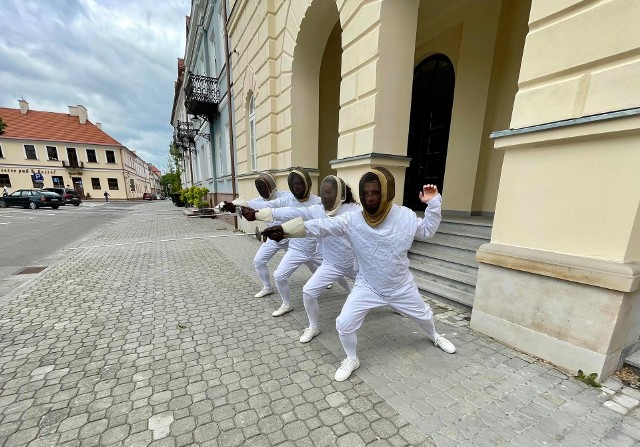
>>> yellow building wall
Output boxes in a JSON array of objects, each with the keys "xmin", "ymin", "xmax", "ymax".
[
  {"xmin": 493, "ymin": 0, "xmax": 640, "ymax": 262},
  {"xmin": 0, "ymin": 139, "xmax": 129, "ymax": 200}
]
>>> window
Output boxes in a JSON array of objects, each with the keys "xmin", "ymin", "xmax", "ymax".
[
  {"xmin": 0, "ymin": 145, "xmax": 3, "ymax": 158},
  {"xmin": 25, "ymin": 145, "xmax": 37, "ymax": 160},
  {"xmin": 86, "ymin": 149, "xmax": 97, "ymax": 163},
  {"xmin": 129, "ymin": 179, "xmax": 135, "ymax": 192},
  {"xmin": 106, "ymin": 150, "xmax": 116, "ymax": 163},
  {"xmin": 0, "ymin": 174, "xmax": 11, "ymax": 187},
  {"xmin": 215, "ymin": 132, "xmax": 223, "ymax": 177},
  {"xmin": 46, "ymin": 146, "xmax": 58, "ymax": 161},
  {"xmin": 31, "ymin": 175, "xmax": 43, "ymax": 188},
  {"xmin": 91, "ymin": 178, "xmax": 101, "ymax": 190},
  {"xmin": 107, "ymin": 178, "xmax": 119, "ymax": 190},
  {"xmin": 52, "ymin": 176, "xmax": 64, "ymax": 187},
  {"xmin": 248, "ymin": 94, "xmax": 257, "ymax": 171}
]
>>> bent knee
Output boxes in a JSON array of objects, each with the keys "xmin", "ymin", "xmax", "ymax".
[{"xmin": 336, "ymin": 314, "xmax": 358, "ymax": 335}]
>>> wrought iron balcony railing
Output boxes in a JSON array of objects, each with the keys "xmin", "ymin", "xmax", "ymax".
[
  {"xmin": 185, "ymin": 72, "xmax": 220, "ymax": 122},
  {"xmin": 62, "ymin": 160, "xmax": 84, "ymax": 169}
]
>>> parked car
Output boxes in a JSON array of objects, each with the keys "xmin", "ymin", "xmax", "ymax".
[
  {"xmin": 0, "ymin": 189, "xmax": 63, "ymax": 209},
  {"xmin": 42, "ymin": 187, "xmax": 82, "ymax": 206},
  {"xmin": 142, "ymin": 193, "xmax": 154, "ymax": 200}
]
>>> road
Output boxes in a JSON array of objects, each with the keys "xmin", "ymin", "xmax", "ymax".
[{"xmin": 0, "ymin": 200, "xmax": 154, "ymax": 297}]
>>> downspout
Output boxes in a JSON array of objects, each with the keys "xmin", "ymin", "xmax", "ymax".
[
  {"xmin": 222, "ymin": 0, "xmax": 238, "ymax": 228},
  {"xmin": 120, "ymin": 146, "xmax": 130, "ymax": 200}
]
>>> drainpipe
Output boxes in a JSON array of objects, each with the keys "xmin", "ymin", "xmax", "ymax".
[
  {"xmin": 222, "ymin": 0, "xmax": 238, "ymax": 228},
  {"xmin": 120, "ymin": 146, "xmax": 130, "ymax": 201}
]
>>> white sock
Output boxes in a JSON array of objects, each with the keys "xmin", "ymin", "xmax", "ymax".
[
  {"xmin": 275, "ymin": 277, "xmax": 290, "ymax": 305},
  {"xmin": 337, "ymin": 276, "xmax": 351, "ymax": 293},
  {"xmin": 255, "ymin": 264, "xmax": 271, "ymax": 288},
  {"xmin": 339, "ymin": 332, "xmax": 357, "ymax": 359},
  {"xmin": 303, "ymin": 293, "xmax": 319, "ymax": 328},
  {"xmin": 418, "ymin": 318, "xmax": 437, "ymax": 342}
]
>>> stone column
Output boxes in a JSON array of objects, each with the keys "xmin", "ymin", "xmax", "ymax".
[
  {"xmin": 471, "ymin": 0, "xmax": 640, "ymax": 380},
  {"xmin": 333, "ymin": 0, "xmax": 419, "ymax": 197}
]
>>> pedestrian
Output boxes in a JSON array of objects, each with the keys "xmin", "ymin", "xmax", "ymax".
[
  {"xmin": 243, "ymin": 175, "xmax": 360, "ymax": 343},
  {"xmin": 220, "ymin": 172, "xmax": 290, "ymax": 298},
  {"xmin": 2, "ymin": 185, "xmax": 8, "ymax": 197},
  {"xmin": 225, "ymin": 167, "xmax": 323, "ymax": 317},
  {"xmin": 103, "ymin": 191, "xmax": 110, "ymax": 202},
  {"xmin": 262, "ymin": 167, "xmax": 456, "ymax": 381}
]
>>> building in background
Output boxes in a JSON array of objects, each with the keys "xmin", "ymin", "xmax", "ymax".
[
  {"xmin": 149, "ymin": 165, "xmax": 162, "ymax": 196},
  {"xmin": 223, "ymin": 0, "xmax": 640, "ymax": 381},
  {"xmin": 171, "ymin": 0, "xmax": 236, "ymax": 206},
  {"xmin": 0, "ymin": 100, "xmax": 153, "ymax": 200}
]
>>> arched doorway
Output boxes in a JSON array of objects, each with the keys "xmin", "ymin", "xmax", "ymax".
[{"xmin": 403, "ymin": 54, "xmax": 455, "ymax": 210}]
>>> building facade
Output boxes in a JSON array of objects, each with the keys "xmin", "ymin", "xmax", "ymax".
[
  {"xmin": 224, "ymin": 0, "xmax": 640, "ymax": 380},
  {"xmin": 0, "ymin": 100, "xmax": 154, "ymax": 200},
  {"xmin": 171, "ymin": 0, "xmax": 237, "ymax": 206}
]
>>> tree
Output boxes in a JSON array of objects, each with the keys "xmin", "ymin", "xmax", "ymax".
[
  {"xmin": 161, "ymin": 143, "xmax": 183, "ymax": 196},
  {"xmin": 0, "ymin": 117, "xmax": 7, "ymax": 135}
]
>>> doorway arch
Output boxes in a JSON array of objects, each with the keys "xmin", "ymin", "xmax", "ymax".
[{"xmin": 403, "ymin": 54, "xmax": 455, "ymax": 210}]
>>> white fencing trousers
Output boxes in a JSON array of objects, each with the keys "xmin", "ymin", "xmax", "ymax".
[
  {"xmin": 302, "ymin": 262, "xmax": 356, "ymax": 299},
  {"xmin": 274, "ymin": 249, "xmax": 323, "ymax": 305},
  {"xmin": 336, "ymin": 283, "xmax": 436, "ymax": 358},
  {"xmin": 253, "ymin": 240, "xmax": 288, "ymax": 288}
]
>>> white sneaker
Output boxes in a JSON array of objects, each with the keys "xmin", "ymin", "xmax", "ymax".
[
  {"xmin": 299, "ymin": 327, "xmax": 320, "ymax": 343},
  {"xmin": 434, "ymin": 334, "xmax": 456, "ymax": 353},
  {"xmin": 272, "ymin": 303, "xmax": 293, "ymax": 317},
  {"xmin": 254, "ymin": 287, "xmax": 274, "ymax": 298},
  {"xmin": 326, "ymin": 283, "xmax": 333, "ymax": 289},
  {"xmin": 334, "ymin": 357, "xmax": 359, "ymax": 381}
]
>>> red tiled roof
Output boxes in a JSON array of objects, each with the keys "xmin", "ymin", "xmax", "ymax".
[
  {"xmin": 0, "ymin": 107, "xmax": 122, "ymax": 146},
  {"xmin": 150, "ymin": 165, "xmax": 161, "ymax": 174}
]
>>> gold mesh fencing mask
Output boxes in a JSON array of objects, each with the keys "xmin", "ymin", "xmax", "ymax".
[
  {"xmin": 287, "ymin": 167, "xmax": 312, "ymax": 202},
  {"xmin": 255, "ymin": 172, "xmax": 277, "ymax": 200},
  {"xmin": 358, "ymin": 167, "xmax": 395, "ymax": 228}
]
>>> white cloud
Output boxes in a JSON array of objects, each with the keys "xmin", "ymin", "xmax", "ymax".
[{"xmin": 0, "ymin": 0, "xmax": 189, "ymax": 171}]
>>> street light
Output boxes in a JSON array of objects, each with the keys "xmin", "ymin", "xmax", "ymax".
[{"xmin": 174, "ymin": 118, "xmax": 210, "ymax": 187}]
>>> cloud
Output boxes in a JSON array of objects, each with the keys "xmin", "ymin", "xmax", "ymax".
[{"xmin": 0, "ymin": 0, "xmax": 189, "ymax": 171}]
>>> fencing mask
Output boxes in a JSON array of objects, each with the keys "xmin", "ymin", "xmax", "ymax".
[
  {"xmin": 255, "ymin": 172, "xmax": 277, "ymax": 200},
  {"xmin": 320, "ymin": 175, "xmax": 347, "ymax": 216},
  {"xmin": 358, "ymin": 166, "xmax": 395, "ymax": 228},
  {"xmin": 287, "ymin": 167, "xmax": 312, "ymax": 202}
]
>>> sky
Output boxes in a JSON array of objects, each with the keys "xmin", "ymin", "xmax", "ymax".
[{"xmin": 0, "ymin": 0, "xmax": 190, "ymax": 173}]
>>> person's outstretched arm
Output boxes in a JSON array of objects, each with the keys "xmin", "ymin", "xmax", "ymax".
[
  {"xmin": 414, "ymin": 184, "xmax": 442, "ymax": 240},
  {"xmin": 262, "ymin": 214, "xmax": 349, "ymax": 241}
]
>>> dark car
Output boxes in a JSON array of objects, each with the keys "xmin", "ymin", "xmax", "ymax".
[
  {"xmin": 42, "ymin": 187, "xmax": 82, "ymax": 206},
  {"xmin": 142, "ymin": 193, "xmax": 153, "ymax": 200},
  {"xmin": 0, "ymin": 189, "xmax": 63, "ymax": 209}
]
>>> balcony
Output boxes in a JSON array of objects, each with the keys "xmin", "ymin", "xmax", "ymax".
[
  {"xmin": 62, "ymin": 160, "xmax": 84, "ymax": 169},
  {"xmin": 185, "ymin": 72, "xmax": 220, "ymax": 122}
]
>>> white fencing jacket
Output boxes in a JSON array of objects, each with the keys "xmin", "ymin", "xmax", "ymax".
[
  {"xmin": 302, "ymin": 196, "xmax": 442, "ymax": 297},
  {"xmin": 271, "ymin": 202, "xmax": 360, "ymax": 270},
  {"xmin": 253, "ymin": 193, "xmax": 321, "ymax": 254}
]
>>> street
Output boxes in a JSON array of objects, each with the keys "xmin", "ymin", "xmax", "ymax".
[
  {"xmin": 0, "ymin": 201, "xmax": 154, "ymax": 298},
  {"xmin": 0, "ymin": 201, "xmax": 639, "ymax": 446}
]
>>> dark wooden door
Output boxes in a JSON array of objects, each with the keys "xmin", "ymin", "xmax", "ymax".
[{"xmin": 403, "ymin": 54, "xmax": 455, "ymax": 210}]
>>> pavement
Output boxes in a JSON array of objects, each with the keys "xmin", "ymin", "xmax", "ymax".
[{"xmin": 0, "ymin": 201, "xmax": 639, "ymax": 446}]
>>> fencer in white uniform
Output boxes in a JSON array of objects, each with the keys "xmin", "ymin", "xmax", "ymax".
[
  {"xmin": 244, "ymin": 175, "xmax": 361, "ymax": 343},
  {"xmin": 242, "ymin": 167, "xmax": 323, "ymax": 317},
  {"xmin": 263, "ymin": 167, "xmax": 456, "ymax": 381},
  {"xmin": 226, "ymin": 172, "xmax": 290, "ymax": 298}
]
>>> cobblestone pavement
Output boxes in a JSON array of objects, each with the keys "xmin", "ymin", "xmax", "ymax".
[{"xmin": 0, "ymin": 202, "xmax": 639, "ymax": 446}]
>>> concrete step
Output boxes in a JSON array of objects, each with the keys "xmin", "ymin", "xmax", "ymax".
[
  {"xmin": 429, "ymin": 232, "xmax": 488, "ymax": 251},
  {"xmin": 438, "ymin": 221, "xmax": 492, "ymax": 240},
  {"xmin": 410, "ymin": 241, "xmax": 479, "ymax": 268},
  {"xmin": 624, "ymin": 351, "xmax": 640, "ymax": 374},
  {"xmin": 408, "ymin": 252, "xmax": 478, "ymax": 276},
  {"xmin": 410, "ymin": 262, "xmax": 477, "ymax": 288},
  {"xmin": 411, "ymin": 267, "xmax": 476, "ymax": 295},
  {"xmin": 414, "ymin": 276, "xmax": 475, "ymax": 307}
]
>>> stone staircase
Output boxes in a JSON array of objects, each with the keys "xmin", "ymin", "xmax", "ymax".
[{"xmin": 409, "ymin": 216, "xmax": 493, "ymax": 308}]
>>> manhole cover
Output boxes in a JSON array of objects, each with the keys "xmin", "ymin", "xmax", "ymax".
[{"xmin": 14, "ymin": 266, "xmax": 47, "ymax": 275}]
